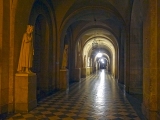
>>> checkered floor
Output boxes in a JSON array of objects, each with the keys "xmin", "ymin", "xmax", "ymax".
[{"xmin": 6, "ymin": 70, "xmax": 141, "ymax": 120}]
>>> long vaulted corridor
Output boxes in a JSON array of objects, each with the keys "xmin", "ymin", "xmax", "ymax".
[
  {"xmin": 1, "ymin": 1, "xmax": 160, "ymax": 120},
  {"xmin": 7, "ymin": 70, "xmax": 142, "ymax": 120}
]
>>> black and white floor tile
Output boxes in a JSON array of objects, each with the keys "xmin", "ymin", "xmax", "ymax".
[{"xmin": 6, "ymin": 70, "xmax": 141, "ymax": 120}]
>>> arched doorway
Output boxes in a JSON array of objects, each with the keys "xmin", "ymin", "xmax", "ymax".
[{"xmin": 33, "ymin": 15, "xmax": 50, "ymax": 100}]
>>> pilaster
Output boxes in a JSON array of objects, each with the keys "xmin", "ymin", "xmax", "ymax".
[
  {"xmin": 142, "ymin": 0, "xmax": 158, "ymax": 119},
  {"xmin": 73, "ymin": 68, "xmax": 81, "ymax": 82}
]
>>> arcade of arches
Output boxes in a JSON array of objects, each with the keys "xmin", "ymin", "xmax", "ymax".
[{"xmin": 0, "ymin": 0, "xmax": 160, "ymax": 119}]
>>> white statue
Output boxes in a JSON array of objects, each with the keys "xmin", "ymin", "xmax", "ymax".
[
  {"xmin": 90, "ymin": 58, "xmax": 92, "ymax": 67},
  {"xmin": 88, "ymin": 57, "xmax": 90, "ymax": 67},
  {"xmin": 61, "ymin": 45, "xmax": 68, "ymax": 69},
  {"xmin": 17, "ymin": 25, "xmax": 34, "ymax": 73}
]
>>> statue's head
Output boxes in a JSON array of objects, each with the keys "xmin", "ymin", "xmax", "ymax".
[
  {"xmin": 64, "ymin": 45, "xmax": 68, "ymax": 50},
  {"xmin": 27, "ymin": 25, "xmax": 34, "ymax": 34}
]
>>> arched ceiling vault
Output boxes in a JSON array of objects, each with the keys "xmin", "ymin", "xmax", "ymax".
[
  {"xmin": 79, "ymin": 26, "xmax": 117, "ymax": 77},
  {"xmin": 80, "ymin": 28, "xmax": 118, "ymax": 47},
  {"xmin": 56, "ymin": 0, "xmax": 126, "ymax": 78},
  {"xmin": 83, "ymin": 37, "xmax": 115, "ymax": 57},
  {"xmin": 60, "ymin": 0, "xmax": 130, "ymax": 24},
  {"xmin": 81, "ymin": 28, "xmax": 117, "ymax": 61},
  {"xmin": 59, "ymin": 4, "xmax": 125, "ymax": 53},
  {"xmin": 95, "ymin": 54, "xmax": 110, "ymax": 64}
]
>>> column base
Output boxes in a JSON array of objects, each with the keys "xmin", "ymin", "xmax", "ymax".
[
  {"xmin": 15, "ymin": 100, "xmax": 37, "ymax": 113},
  {"xmin": 142, "ymin": 103, "xmax": 159, "ymax": 120}
]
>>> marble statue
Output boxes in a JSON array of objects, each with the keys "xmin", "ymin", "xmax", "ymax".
[
  {"xmin": 17, "ymin": 25, "xmax": 34, "ymax": 73},
  {"xmin": 62, "ymin": 45, "xmax": 68, "ymax": 69},
  {"xmin": 90, "ymin": 58, "xmax": 92, "ymax": 67},
  {"xmin": 88, "ymin": 57, "xmax": 90, "ymax": 67}
]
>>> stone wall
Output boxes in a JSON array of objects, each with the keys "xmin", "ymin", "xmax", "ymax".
[
  {"xmin": 0, "ymin": 0, "xmax": 10, "ymax": 115},
  {"xmin": 142, "ymin": 0, "xmax": 159, "ymax": 119},
  {"xmin": 129, "ymin": 0, "xmax": 143, "ymax": 95}
]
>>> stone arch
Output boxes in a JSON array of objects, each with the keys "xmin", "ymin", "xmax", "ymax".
[
  {"xmin": 96, "ymin": 56, "xmax": 109, "ymax": 70},
  {"xmin": 58, "ymin": 6, "xmax": 125, "ymax": 70},
  {"xmin": 11, "ymin": 0, "xmax": 57, "ymax": 103},
  {"xmin": 34, "ymin": 14, "xmax": 49, "ymax": 99},
  {"xmin": 72, "ymin": 24, "xmax": 120, "ymax": 78},
  {"xmin": 72, "ymin": 25, "xmax": 119, "ymax": 79},
  {"xmin": 27, "ymin": 0, "xmax": 57, "ymax": 99}
]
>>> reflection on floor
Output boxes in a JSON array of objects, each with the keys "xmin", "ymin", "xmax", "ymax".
[{"xmin": 7, "ymin": 70, "xmax": 142, "ymax": 120}]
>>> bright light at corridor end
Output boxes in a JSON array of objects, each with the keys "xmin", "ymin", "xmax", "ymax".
[
  {"xmin": 101, "ymin": 58, "xmax": 104, "ymax": 63},
  {"xmin": 97, "ymin": 52, "xmax": 102, "ymax": 57}
]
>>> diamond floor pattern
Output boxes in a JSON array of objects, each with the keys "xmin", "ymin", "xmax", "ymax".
[{"xmin": 6, "ymin": 70, "xmax": 141, "ymax": 120}]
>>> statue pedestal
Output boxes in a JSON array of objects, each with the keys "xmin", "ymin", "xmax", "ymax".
[
  {"xmin": 59, "ymin": 69, "xmax": 69, "ymax": 90},
  {"xmin": 15, "ymin": 73, "xmax": 37, "ymax": 112},
  {"xmin": 74, "ymin": 68, "xmax": 81, "ymax": 82}
]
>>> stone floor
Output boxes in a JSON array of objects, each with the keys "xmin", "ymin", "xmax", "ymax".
[{"xmin": 6, "ymin": 70, "xmax": 144, "ymax": 120}]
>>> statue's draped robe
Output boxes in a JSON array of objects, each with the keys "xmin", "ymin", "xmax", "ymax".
[
  {"xmin": 62, "ymin": 45, "xmax": 68, "ymax": 69},
  {"xmin": 17, "ymin": 33, "xmax": 33, "ymax": 71}
]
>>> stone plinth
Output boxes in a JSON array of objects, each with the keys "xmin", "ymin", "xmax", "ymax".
[
  {"xmin": 81, "ymin": 68, "xmax": 92, "ymax": 78},
  {"xmin": 59, "ymin": 69, "xmax": 69, "ymax": 90},
  {"xmin": 15, "ymin": 73, "xmax": 37, "ymax": 112},
  {"xmin": 86, "ymin": 67, "xmax": 90, "ymax": 76},
  {"xmin": 74, "ymin": 68, "xmax": 81, "ymax": 82}
]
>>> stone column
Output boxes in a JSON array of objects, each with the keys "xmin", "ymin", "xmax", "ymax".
[
  {"xmin": 74, "ymin": 50, "xmax": 81, "ymax": 81},
  {"xmin": 15, "ymin": 73, "xmax": 37, "ymax": 112},
  {"xmin": 73, "ymin": 68, "xmax": 81, "ymax": 82},
  {"xmin": 129, "ymin": 27, "xmax": 143, "ymax": 94},
  {"xmin": 90, "ymin": 67, "xmax": 93, "ymax": 74},
  {"xmin": 118, "ymin": 29, "xmax": 125, "ymax": 84},
  {"xmin": 157, "ymin": 0, "xmax": 160, "ymax": 119},
  {"xmin": 142, "ymin": 0, "xmax": 158, "ymax": 119}
]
